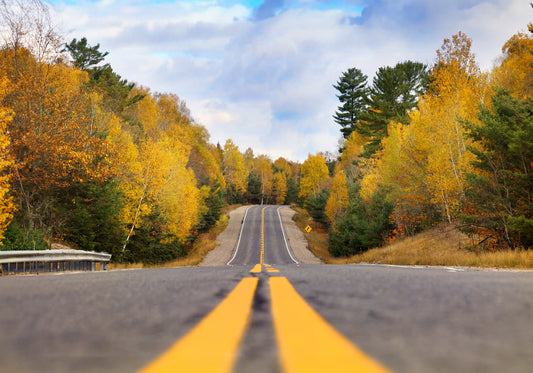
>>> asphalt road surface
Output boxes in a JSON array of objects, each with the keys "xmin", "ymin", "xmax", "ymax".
[{"xmin": 1, "ymin": 205, "xmax": 532, "ymax": 373}]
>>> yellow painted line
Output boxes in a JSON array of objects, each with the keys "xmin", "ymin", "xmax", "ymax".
[
  {"xmin": 270, "ymin": 277, "xmax": 390, "ymax": 373},
  {"xmin": 250, "ymin": 263, "xmax": 262, "ymax": 273},
  {"xmin": 140, "ymin": 277, "xmax": 259, "ymax": 373}
]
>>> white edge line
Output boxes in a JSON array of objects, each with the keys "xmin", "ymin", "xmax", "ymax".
[
  {"xmin": 226, "ymin": 206, "xmax": 251, "ymax": 265},
  {"xmin": 277, "ymin": 206, "xmax": 299, "ymax": 264}
]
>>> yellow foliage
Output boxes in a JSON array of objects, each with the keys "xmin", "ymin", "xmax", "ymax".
[
  {"xmin": 258, "ymin": 155, "xmax": 274, "ymax": 198},
  {"xmin": 274, "ymin": 157, "xmax": 291, "ymax": 176},
  {"xmin": 325, "ymin": 170, "xmax": 349, "ymax": 224},
  {"xmin": 492, "ymin": 32, "xmax": 533, "ymax": 99},
  {"xmin": 273, "ymin": 172, "xmax": 288, "ymax": 205},
  {"xmin": 338, "ymin": 131, "xmax": 368, "ymax": 178},
  {"xmin": 0, "ymin": 77, "xmax": 15, "ymax": 242},
  {"xmin": 299, "ymin": 153, "xmax": 329, "ymax": 199},
  {"xmin": 223, "ymin": 139, "xmax": 248, "ymax": 195}
]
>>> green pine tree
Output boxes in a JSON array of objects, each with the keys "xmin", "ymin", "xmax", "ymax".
[
  {"xmin": 359, "ymin": 61, "xmax": 428, "ymax": 157},
  {"xmin": 333, "ymin": 67, "xmax": 368, "ymax": 140},
  {"xmin": 462, "ymin": 89, "xmax": 533, "ymax": 249}
]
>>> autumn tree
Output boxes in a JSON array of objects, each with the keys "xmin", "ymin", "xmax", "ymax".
[
  {"xmin": 325, "ymin": 169, "xmax": 349, "ymax": 224},
  {"xmin": 0, "ymin": 49, "xmax": 115, "ymax": 234},
  {"xmin": 116, "ymin": 91, "xmax": 201, "ymax": 260},
  {"xmin": 223, "ymin": 139, "xmax": 248, "ymax": 203},
  {"xmin": 299, "ymin": 153, "xmax": 330, "ymax": 199},
  {"xmin": 337, "ymin": 131, "xmax": 367, "ymax": 180},
  {"xmin": 492, "ymin": 31, "xmax": 533, "ymax": 99},
  {"xmin": 258, "ymin": 155, "xmax": 274, "ymax": 204},
  {"xmin": 0, "ymin": 77, "xmax": 14, "ymax": 243},
  {"xmin": 273, "ymin": 172, "xmax": 288, "ymax": 205}
]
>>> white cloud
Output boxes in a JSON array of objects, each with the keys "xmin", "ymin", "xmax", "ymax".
[{"xmin": 47, "ymin": 0, "xmax": 533, "ymax": 161}]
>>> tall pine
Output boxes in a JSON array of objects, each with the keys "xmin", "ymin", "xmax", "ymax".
[
  {"xmin": 333, "ymin": 68, "xmax": 368, "ymax": 140},
  {"xmin": 359, "ymin": 61, "xmax": 428, "ymax": 157}
]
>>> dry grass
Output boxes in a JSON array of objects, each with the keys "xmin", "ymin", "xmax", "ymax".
[
  {"xmin": 109, "ymin": 207, "xmax": 234, "ymax": 270},
  {"xmin": 291, "ymin": 205, "xmax": 533, "ymax": 269}
]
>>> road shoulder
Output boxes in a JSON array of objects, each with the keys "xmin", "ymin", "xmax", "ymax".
[
  {"xmin": 279, "ymin": 206, "xmax": 321, "ymax": 265},
  {"xmin": 199, "ymin": 206, "xmax": 249, "ymax": 266}
]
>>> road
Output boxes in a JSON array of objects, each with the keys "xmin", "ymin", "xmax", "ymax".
[{"xmin": 0, "ymin": 205, "xmax": 532, "ymax": 372}]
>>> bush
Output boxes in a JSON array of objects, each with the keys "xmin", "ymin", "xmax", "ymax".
[
  {"xmin": 1, "ymin": 221, "xmax": 49, "ymax": 251},
  {"xmin": 121, "ymin": 210, "xmax": 188, "ymax": 264},
  {"xmin": 329, "ymin": 186, "xmax": 395, "ymax": 257}
]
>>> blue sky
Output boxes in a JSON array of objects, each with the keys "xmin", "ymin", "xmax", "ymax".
[{"xmin": 46, "ymin": 0, "xmax": 531, "ymax": 161}]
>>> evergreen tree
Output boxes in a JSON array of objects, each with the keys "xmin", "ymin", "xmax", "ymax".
[
  {"xmin": 51, "ymin": 181, "xmax": 124, "ymax": 255},
  {"xmin": 304, "ymin": 189, "xmax": 330, "ymax": 225},
  {"xmin": 462, "ymin": 90, "xmax": 533, "ymax": 249},
  {"xmin": 333, "ymin": 67, "xmax": 368, "ymax": 140},
  {"xmin": 64, "ymin": 37, "xmax": 144, "ymax": 113},
  {"xmin": 359, "ymin": 61, "xmax": 428, "ymax": 157},
  {"xmin": 246, "ymin": 172, "xmax": 262, "ymax": 204},
  {"xmin": 63, "ymin": 37, "xmax": 108, "ymax": 70}
]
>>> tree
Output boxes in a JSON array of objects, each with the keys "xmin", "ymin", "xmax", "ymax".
[
  {"xmin": 325, "ymin": 169, "xmax": 349, "ymax": 224},
  {"xmin": 273, "ymin": 172, "xmax": 287, "ymax": 205},
  {"xmin": 462, "ymin": 90, "xmax": 533, "ymax": 249},
  {"xmin": 0, "ymin": 77, "xmax": 15, "ymax": 242},
  {"xmin": 329, "ymin": 185, "xmax": 394, "ymax": 257},
  {"xmin": 358, "ymin": 61, "xmax": 428, "ymax": 157},
  {"xmin": 63, "ymin": 37, "xmax": 108, "ymax": 70},
  {"xmin": 333, "ymin": 67, "xmax": 368, "ymax": 140},
  {"xmin": 0, "ymin": 49, "xmax": 115, "ymax": 233},
  {"xmin": 492, "ymin": 31, "xmax": 533, "ymax": 99},
  {"xmin": 299, "ymin": 153, "xmax": 330, "ymax": 199},
  {"xmin": 64, "ymin": 37, "xmax": 144, "ymax": 114},
  {"xmin": 51, "ymin": 181, "xmax": 123, "ymax": 255},
  {"xmin": 246, "ymin": 172, "xmax": 262, "ymax": 204},
  {"xmin": 0, "ymin": 0, "xmax": 60, "ymax": 62},
  {"xmin": 304, "ymin": 189, "xmax": 330, "ymax": 225},
  {"xmin": 258, "ymin": 155, "xmax": 273, "ymax": 204},
  {"xmin": 222, "ymin": 139, "xmax": 248, "ymax": 203}
]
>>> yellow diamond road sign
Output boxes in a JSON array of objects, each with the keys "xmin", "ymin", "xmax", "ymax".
[{"xmin": 305, "ymin": 225, "xmax": 312, "ymax": 233}]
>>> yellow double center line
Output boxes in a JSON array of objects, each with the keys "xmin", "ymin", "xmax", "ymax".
[
  {"xmin": 141, "ymin": 204, "xmax": 390, "ymax": 373},
  {"xmin": 141, "ymin": 276, "xmax": 389, "ymax": 373}
]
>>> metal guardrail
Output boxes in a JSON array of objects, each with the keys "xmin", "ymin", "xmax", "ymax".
[{"xmin": 0, "ymin": 249, "xmax": 112, "ymax": 275}]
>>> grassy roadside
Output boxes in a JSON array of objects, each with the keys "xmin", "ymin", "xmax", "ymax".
[
  {"xmin": 291, "ymin": 205, "xmax": 533, "ymax": 269},
  {"xmin": 109, "ymin": 205, "xmax": 239, "ymax": 270}
]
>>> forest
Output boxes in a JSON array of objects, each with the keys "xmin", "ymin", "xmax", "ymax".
[{"xmin": 0, "ymin": 1, "xmax": 530, "ymax": 263}]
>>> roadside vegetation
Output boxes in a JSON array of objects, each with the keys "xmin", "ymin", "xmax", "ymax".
[
  {"xmin": 292, "ymin": 207, "xmax": 533, "ymax": 269},
  {"xmin": 110, "ymin": 207, "xmax": 231, "ymax": 269}
]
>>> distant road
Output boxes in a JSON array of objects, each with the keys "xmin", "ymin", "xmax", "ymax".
[{"xmin": 1, "ymin": 205, "xmax": 532, "ymax": 373}]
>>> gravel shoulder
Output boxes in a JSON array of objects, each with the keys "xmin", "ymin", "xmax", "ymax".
[
  {"xmin": 199, "ymin": 205, "xmax": 321, "ymax": 266},
  {"xmin": 279, "ymin": 206, "xmax": 321, "ymax": 264},
  {"xmin": 199, "ymin": 206, "xmax": 249, "ymax": 266}
]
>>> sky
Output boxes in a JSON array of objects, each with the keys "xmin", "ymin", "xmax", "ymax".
[{"xmin": 45, "ymin": 0, "xmax": 531, "ymax": 162}]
